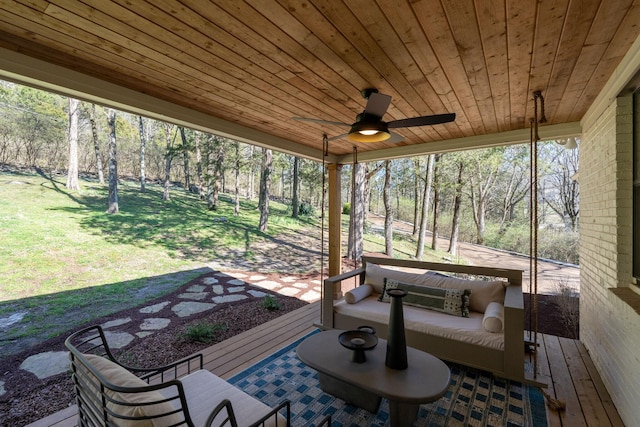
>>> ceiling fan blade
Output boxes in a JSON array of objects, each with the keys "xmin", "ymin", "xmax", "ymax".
[
  {"xmin": 292, "ymin": 117, "xmax": 350, "ymax": 127},
  {"xmin": 327, "ymin": 133, "xmax": 349, "ymax": 141},
  {"xmin": 387, "ymin": 113, "xmax": 456, "ymax": 128},
  {"xmin": 364, "ymin": 92, "xmax": 392, "ymax": 118},
  {"xmin": 387, "ymin": 131, "xmax": 404, "ymax": 143}
]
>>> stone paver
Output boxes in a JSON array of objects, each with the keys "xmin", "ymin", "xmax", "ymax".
[
  {"xmin": 102, "ymin": 331, "xmax": 135, "ymax": 349},
  {"xmin": 0, "ymin": 380, "xmax": 5, "ymax": 397},
  {"xmin": 248, "ymin": 275, "xmax": 267, "ymax": 281},
  {"xmin": 212, "ymin": 294, "xmax": 247, "ymax": 304},
  {"xmin": 211, "ymin": 285, "xmax": 224, "ymax": 295},
  {"xmin": 277, "ymin": 287, "xmax": 300, "ymax": 297},
  {"xmin": 20, "ymin": 351, "xmax": 69, "ymax": 379},
  {"xmin": 140, "ymin": 318, "xmax": 171, "ymax": 330},
  {"xmin": 253, "ymin": 280, "xmax": 280, "ymax": 290},
  {"xmin": 178, "ymin": 292, "xmax": 208, "ymax": 300},
  {"xmin": 300, "ymin": 290, "xmax": 321, "ymax": 302},
  {"xmin": 280, "ymin": 276, "xmax": 298, "ymax": 283},
  {"xmin": 172, "ymin": 301, "xmax": 216, "ymax": 317},
  {"xmin": 0, "ymin": 311, "xmax": 26, "ymax": 328},
  {"xmin": 228, "ymin": 286, "xmax": 245, "ymax": 293},
  {"xmin": 248, "ymin": 290, "xmax": 268, "ymax": 298},
  {"xmin": 228, "ymin": 279, "xmax": 245, "ymax": 286},
  {"xmin": 102, "ymin": 317, "xmax": 132, "ymax": 329},
  {"xmin": 140, "ymin": 301, "xmax": 170, "ymax": 314},
  {"xmin": 293, "ymin": 282, "xmax": 309, "ymax": 288},
  {"xmin": 187, "ymin": 284, "xmax": 206, "ymax": 293},
  {"xmin": 202, "ymin": 277, "xmax": 219, "ymax": 285},
  {"xmin": 136, "ymin": 331, "xmax": 154, "ymax": 338}
]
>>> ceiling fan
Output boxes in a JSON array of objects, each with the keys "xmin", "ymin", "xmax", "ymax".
[{"xmin": 293, "ymin": 89, "xmax": 455, "ymax": 143}]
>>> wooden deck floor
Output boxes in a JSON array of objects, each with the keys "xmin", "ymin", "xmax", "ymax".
[{"xmin": 29, "ymin": 302, "xmax": 624, "ymax": 427}]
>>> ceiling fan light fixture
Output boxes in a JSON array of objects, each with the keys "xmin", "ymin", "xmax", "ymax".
[{"xmin": 347, "ymin": 113, "xmax": 391, "ymax": 142}]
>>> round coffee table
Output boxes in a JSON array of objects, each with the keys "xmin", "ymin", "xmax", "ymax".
[{"xmin": 297, "ymin": 329, "xmax": 451, "ymax": 427}]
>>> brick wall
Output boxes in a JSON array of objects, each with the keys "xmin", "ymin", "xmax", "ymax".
[{"xmin": 580, "ymin": 94, "xmax": 640, "ymax": 424}]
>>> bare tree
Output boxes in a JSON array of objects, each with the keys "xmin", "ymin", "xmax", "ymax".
[
  {"xmin": 292, "ymin": 156, "xmax": 300, "ymax": 218},
  {"xmin": 205, "ymin": 135, "xmax": 224, "ymax": 210},
  {"xmin": 415, "ymin": 155, "xmax": 435, "ymax": 260},
  {"xmin": 383, "ymin": 159, "xmax": 393, "ymax": 257},
  {"xmin": 193, "ymin": 131, "xmax": 204, "ymax": 199},
  {"xmin": 448, "ymin": 161, "xmax": 465, "ymax": 255},
  {"xmin": 258, "ymin": 147, "xmax": 272, "ymax": 232},
  {"xmin": 138, "ymin": 116, "xmax": 147, "ymax": 192},
  {"xmin": 542, "ymin": 143, "xmax": 580, "ymax": 231},
  {"xmin": 162, "ymin": 123, "xmax": 176, "ymax": 201},
  {"xmin": 347, "ymin": 162, "xmax": 366, "ymax": 261},
  {"xmin": 65, "ymin": 97, "xmax": 80, "ymax": 191},
  {"xmin": 430, "ymin": 155, "xmax": 442, "ymax": 250},
  {"xmin": 179, "ymin": 127, "xmax": 191, "ymax": 190},
  {"xmin": 234, "ymin": 141, "xmax": 240, "ymax": 216},
  {"xmin": 106, "ymin": 109, "xmax": 119, "ymax": 214},
  {"xmin": 467, "ymin": 148, "xmax": 501, "ymax": 244},
  {"xmin": 412, "ymin": 158, "xmax": 422, "ymax": 236},
  {"xmin": 88, "ymin": 103, "xmax": 104, "ymax": 184}
]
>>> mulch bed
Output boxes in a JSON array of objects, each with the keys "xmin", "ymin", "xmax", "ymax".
[{"xmin": 0, "ymin": 282, "xmax": 577, "ymax": 427}]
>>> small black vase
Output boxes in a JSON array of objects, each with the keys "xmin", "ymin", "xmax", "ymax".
[{"xmin": 385, "ymin": 288, "xmax": 408, "ymax": 370}]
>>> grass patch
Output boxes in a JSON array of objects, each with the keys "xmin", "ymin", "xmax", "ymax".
[
  {"xmin": 183, "ymin": 322, "xmax": 228, "ymax": 343},
  {"xmin": 259, "ymin": 295, "xmax": 281, "ymax": 311}
]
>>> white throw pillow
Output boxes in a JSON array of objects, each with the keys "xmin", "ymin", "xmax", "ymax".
[
  {"xmin": 483, "ymin": 302, "xmax": 505, "ymax": 333},
  {"xmin": 344, "ymin": 284, "xmax": 373, "ymax": 304}
]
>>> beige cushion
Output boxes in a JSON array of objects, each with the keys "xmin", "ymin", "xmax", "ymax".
[
  {"xmin": 84, "ymin": 354, "xmax": 184, "ymax": 427},
  {"xmin": 345, "ymin": 284, "xmax": 373, "ymax": 304},
  {"xmin": 364, "ymin": 263, "xmax": 424, "ymax": 293},
  {"xmin": 172, "ymin": 369, "xmax": 286, "ymax": 427},
  {"xmin": 483, "ymin": 302, "xmax": 505, "ymax": 333},
  {"xmin": 421, "ymin": 272, "xmax": 506, "ymax": 313}
]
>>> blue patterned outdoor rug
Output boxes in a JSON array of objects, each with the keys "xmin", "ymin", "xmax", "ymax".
[{"xmin": 228, "ymin": 332, "xmax": 547, "ymax": 426}]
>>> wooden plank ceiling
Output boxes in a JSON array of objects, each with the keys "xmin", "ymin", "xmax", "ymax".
[{"xmin": 0, "ymin": 0, "xmax": 638, "ymax": 161}]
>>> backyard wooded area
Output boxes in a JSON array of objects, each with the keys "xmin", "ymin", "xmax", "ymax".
[{"xmin": 0, "ymin": 81, "xmax": 579, "ymax": 264}]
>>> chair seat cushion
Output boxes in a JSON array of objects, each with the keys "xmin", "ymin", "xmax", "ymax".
[{"xmin": 164, "ymin": 369, "xmax": 286, "ymax": 427}]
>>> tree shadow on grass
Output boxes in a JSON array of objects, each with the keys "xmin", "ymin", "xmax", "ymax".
[{"xmin": 0, "ymin": 266, "xmax": 212, "ymax": 359}]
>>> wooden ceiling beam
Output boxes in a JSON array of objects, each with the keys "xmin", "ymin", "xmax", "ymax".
[
  {"xmin": 335, "ymin": 121, "xmax": 582, "ymax": 164},
  {"xmin": 0, "ymin": 48, "xmax": 330, "ymax": 163}
]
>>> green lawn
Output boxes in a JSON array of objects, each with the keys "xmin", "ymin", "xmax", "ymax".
[{"xmin": 0, "ymin": 169, "xmax": 447, "ymax": 346}]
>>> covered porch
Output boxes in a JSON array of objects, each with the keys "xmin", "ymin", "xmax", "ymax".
[
  {"xmin": 28, "ymin": 302, "xmax": 623, "ymax": 427},
  {"xmin": 1, "ymin": 1, "xmax": 640, "ymax": 424}
]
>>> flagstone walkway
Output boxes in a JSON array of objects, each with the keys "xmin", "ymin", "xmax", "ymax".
[{"xmin": 3, "ymin": 269, "xmax": 322, "ymax": 400}]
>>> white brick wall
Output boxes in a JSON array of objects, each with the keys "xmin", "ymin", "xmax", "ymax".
[{"xmin": 580, "ymin": 94, "xmax": 640, "ymax": 425}]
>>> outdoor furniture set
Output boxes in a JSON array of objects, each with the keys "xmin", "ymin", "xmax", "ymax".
[
  {"xmin": 320, "ymin": 255, "xmax": 526, "ymax": 382},
  {"xmin": 64, "ymin": 255, "xmax": 525, "ymax": 426}
]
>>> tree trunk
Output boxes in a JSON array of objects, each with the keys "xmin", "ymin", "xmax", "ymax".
[
  {"xmin": 66, "ymin": 98, "xmax": 80, "ymax": 191},
  {"xmin": 384, "ymin": 160, "xmax": 393, "ymax": 257},
  {"xmin": 430, "ymin": 155, "xmax": 441, "ymax": 250},
  {"xmin": 347, "ymin": 162, "xmax": 365, "ymax": 260},
  {"xmin": 162, "ymin": 123, "xmax": 175, "ymax": 201},
  {"xmin": 415, "ymin": 155, "xmax": 435, "ymax": 260},
  {"xmin": 234, "ymin": 141, "xmax": 240, "ymax": 216},
  {"xmin": 292, "ymin": 156, "xmax": 300, "ymax": 218},
  {"xmin": 194, "ymin": 131, "xmax": 204, "ymax": 199},
  {"xmin": 179, "ymin": 127, "xmax": 190, "ymax": 190},
  {"xmin": 210, "ymin": 137, "xmax": 224, "ymax": 210},
  {"xmin": 258, "ymin": 148, "xmax": 272, "ymax": 232},
  {"xmin": 448, "ymin": 162, "xmax": 465, "ymax": 254},
  {"xmin": 89, "ymin": 104, "xmax": 104, "ymax": 184},
  {"xmin": 106, "ymin": 109, "xmax": 119, "ymax": 214},
  {"xmin": 247, "ymin": 145, "xmax": 255, "ymax": 200},
  {"xmin": 138, "ymin": 116, "xmax": 147, "ymax": 192},
  {"xmin": 412, "ymin": 158, "xmax": 421, "ymax": 236}
]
